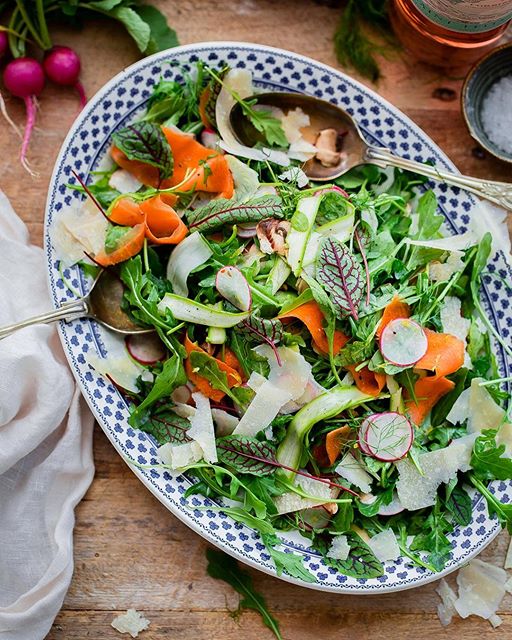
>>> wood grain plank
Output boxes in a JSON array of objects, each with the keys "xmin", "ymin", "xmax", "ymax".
[{"xmin": 47, "ymin": 610, "xmax": 512, "ymax": 640}]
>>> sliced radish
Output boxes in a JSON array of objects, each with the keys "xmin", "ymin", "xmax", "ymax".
[
  {"xmin": 215, "ymin": 266, "xmax": 252, "ymax": 311},
  {"xmin": 125, "ymin": 333, "xmax": 166, "ymax": 365},
  {"xmin": 378, "ymin": 493, "xmax": 404, "ymax": 516},
  {"xmin": 171, "ymin": 384, "xmax": 193, "ymax": 405},
  {"xmin": 237, "ymin": 223, "xmax": 258, "ymax": 238},
  {"xmin": 362, "ymin": 412, "xmax": 413, "ymax": 462},
  {"xmin": 380, "ymin": 318, "xmax": 428, "ymax": 367},
  {"xmin": 358, "ymin": 420, "xmax": 372, "ymax": 455}
]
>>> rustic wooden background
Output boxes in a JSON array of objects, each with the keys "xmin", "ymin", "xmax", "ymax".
[{"xmin": 1, "ymin": 1, "xmax": 511, "ymax": 638}]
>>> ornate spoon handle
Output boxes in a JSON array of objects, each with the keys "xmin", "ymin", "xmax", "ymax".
[
  {"xmin": 366, "ymin": 147, "xmax": 512, "ymax": 211},
  {"xmin": 0, "ymin": 299, "xmax": 88, "ymax": 340}
]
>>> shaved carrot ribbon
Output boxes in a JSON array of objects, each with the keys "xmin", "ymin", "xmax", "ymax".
[
  {"xmin": 94, "ymin": 224, "xmax": 146, "ymax": 267},
  {"xmin": 325, "ymin": 425, "xmax": 352, "ymax": 465},
  {"xmin": 376, "ymin": 295, "xmax": 411, "ymax": 339},
  {"xmin": 279, "ymin": 301, "xmax": 349, "ymax": 355},
  {"xmin": 140, "ymin": 195, "xmax": 188, "ymax": 245},
  {"xmin": 347, "ymin": 364, "xmax": 386, "ymax": 397},
  {"xmin": 184, "ymin": 335, "xmax": 242, "ymax": 402}
]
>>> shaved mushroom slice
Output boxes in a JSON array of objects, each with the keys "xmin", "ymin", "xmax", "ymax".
[
  {"xmin": 256, "ymin": 219, "xmax": 291, "ymax": 255},
  {"xmin": 315, "ymin": 127, "xmax": 343, "ymax": 167}
]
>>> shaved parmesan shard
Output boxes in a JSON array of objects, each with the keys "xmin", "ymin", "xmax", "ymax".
[
  {"xmin": 429, "ymin": 251, "xmax": 465, "ymax": 283},
  {"xmin": 287, "ymin": 138, "xmax": 318, "ymax": 161},
  {"xmin": 108, "ymin": 169, "xmax": 142, "ymax": 194},
  {"xmin": 395, "ymin": 435, "xmax": 475, "ymax": 510},
  {"xmin": 51, "ymin": 199, "xmax": 108, "ymax": 267},
  {"xmin": 408, "ymin": 231, "xmax": 477, "ymax": 252},
  {"xmin": 280, "ymin": 376, "xmax": 326, "ymax": 414},
  {"xmin": 187, "ymin": 392, "xmax": 217, "ymax": 463},
  {"xmin": 436, "ymin": 578, "xmax": 458, "ymax": 627},
  {"xmin": 216, "ymin": 69, "xmax": 289, "ymax": 166},
  {"xmin": 489, "ymin": 614, "xmax": 503, "ymax": 628},
  {"xmin": 335, "ymin": 453, "xmax": 372, "ymax": 493},
  {"xmin": 440, "ymin": 296, "xmax": 471, "ymax": 368},
  {"xmin": 254, "ymin": 344, "xmax": 311, "ymax": 400},
  {"xmin": 468, "ymin": 377, "xmax": 506, "ymax": 433},
  {"xmin": 327, "ymin": 535, "xmax": 350, "ymax": 561},
  {"xmin": 247, "ymin": 370, "xmax": 267, "ymax": 393},
  {"xmin": 111, "ymin": 609, "xmax": 150, "ymax": 638},
  {"xmin": 454, "ymin": 559, "xmax": 507, "ymax": 622},
  {"xmin": 278, "ymin": 166, "xmax": 309, "ymax": 188},
  {"xmin": 88, "ymin": 331, "xmax": 147, "ymax": 393},
  {"xmin": 274, "ymin": 476, "xmax": 337, "ymax": 514},
  {"xmin": 446, "ymin": 387, "xmax": 470, "ymax": 425},
  {"xmin": 158, "ymin": 441, "xmax": 202, "ymax": 469},
  {"xmin": 211, "ymin": 408, "xmax": 239, "ymax": 436},
  {"xmin": 233, "ymin": 379, "xmax": 292, "ymax": 436},
  {"xmin": 367, "ymin": 529, "xmax": 400, "ymax": 562},
  {"xmin": 280, "ymin": 107, "xmax": 310, "ymax": 143}
]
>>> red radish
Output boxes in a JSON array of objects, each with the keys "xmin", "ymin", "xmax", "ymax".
[
  {"xmin": 300, "ymin": 505, "xmax": 333, "ymax": 530},
  {"xmin": 317, "ymin": 184, "xmax": 349, "ymax": 198},
  {"xmin": 0, "ymin": 31, "xmax": 8, "ymax": 59},
  {"xmin": 43, "ymin": 46, "xmax": 86, "ymax": 107},
  {"xmin": 362, "ymin": 412, "xmax": 413, "ymax": 462},
  {"xmin": 125, "ymin": 333, "xmax": 166, "ymax": 365},
  {"xmin": 380, "ymin": 317, "xmax": 428, "ymax": 367},
  {"xmin": 200, "ymin": 127, "xmax": 219, "ymax": 149},
  {"xmin": 377, "ymin": 493, "xmax": 404, "ymax": 516},
  {"xmin": 237, "ymin": 223, "xmax": 258, "ymax": 238},
  {"xmin": 358, "ymin": 419, "xmax": 372, "ymax": 455},
  {"xmin": 3, "ymin": 58, "xmax": 45, "ymax": 175},
  {"xmin": 215, "ymin": 266, "xmax": 252, "ymax": 311},
  {"xmin": 171, "ymin": 384, "xmax": 193, "ymax": 405}
]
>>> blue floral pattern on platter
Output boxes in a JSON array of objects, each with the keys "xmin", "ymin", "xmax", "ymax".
[{"xmin": 44, "ymin": 42, "xmax": 512, "ymax": 593}]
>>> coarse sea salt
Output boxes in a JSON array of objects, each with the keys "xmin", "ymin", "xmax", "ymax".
[{"xmin": 481, "ymin": 75, "xmax": 512, "ymax": 154}]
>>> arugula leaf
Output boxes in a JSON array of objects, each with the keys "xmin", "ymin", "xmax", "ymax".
[
  {"xmin": 188, "ymin": 350, "xmax": 241, "ymax": 404},
  {"xmin": 470, "ymin": 474, "xmax": 512, "ymax": 533},
  {"xmin": 104, "ymin": 224, "xmax": 131, "ymax": 253},
  {"xmin": 313, "ymin": 532, "xmax": 384, "ymax": 578},
  {"xmin": 129, "ymin": 355, "xmax": 186, "ymax": 427},
  {"xmin": 140, "ymin": 408, "xmax": 191, "ymax": 445},
  {"xmin": 410, "ymin": 500, "xmax": 452, "ymax": 571},
  {"xmin": 239, "ymin": 98, "xmax": 288, "ymax": 148},
  {"xmin": 445, "ymin": 484, "xmax": 472, "ymax": 526},
  {"xmin": 187, "ymin": 195, "xmax": 284, "ymax": 233},
  {"xmin": 334, "ymin": 340, "xmax": 374, "ymax": 368},
  {"xmin": 316, "ymin": 237, "xmax": 365, "ymax": 321},
  {"xmin": 430, "ymin": 368, "xmax": 468, "ymax": 427},
  {"xmin": 112, "ymin": 122, "xmax": 173, "ymax": 180},
  {"xmin": 471, "ymin": 429, "xmax": 512, "ymax": 481},
  {"xmin": 133, "ymin": 4, "xmax": 179, "ymax": 54},
  {"xmin": 206, "ymin": 548, "xmax": 283, "ymax": 640},
  {"xmin": 316, "ymin": 191, "xmax": 350, "ymax": 226},
  {"xmin": 217, "ymin": 436, "xmax": 278, "ymax": 476},
  {"xmin": 330, "ymin": 501, "xmax": 354, "ymax": 532},
  {"xmin": 266, "ymin": 547, "xmax": 317, "ymax": 583},
  {"xmin": 229, "ymin": 332, "xmax": 270, "ymax": 378}
]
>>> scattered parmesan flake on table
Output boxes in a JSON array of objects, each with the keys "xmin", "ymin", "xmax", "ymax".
[
  {"xmin": 367, "ymin": 529, "xmax": 400, "ymax": 562},
  {"xmin": 111, "ymin": 609, "xmax": 150, "ymax": 638},
  {"xmin": 436, "ymin": 579, "xmax": 458, "ymax": 627},
  {"xmin": 187, "ymin": 392, "xmax": 217, "ymax": 463},
  {"xmin": 454, "ymin": 559, "xmax": 507, "ymax": 622},
  {"xmin": 335, "ymin": 453, "xmax": 372, "ymax": 493},
  {"xmin": 489, "ymin": 613, "xmax": 503, "ymax": 628},
  {"xmin": 395, "ymin": 435, "xmax": 475, "ymax": 510},
  {"xmin": 505, "ymin": 536, "xmax": 512, "ymax": 570},
  {"xmin": 467, "ymin": 377, "xmax": 506, "ymax": 433},
  {"xmin": 440, "ymin": 296, "xmax": 471, "ymax": 368},
  {"xmin": 327, "ymin": 535, "xmax": 350, "ymax": 561},
  {"xmin": 505, "ymin": 576, "xmax": 512, "ymax": 594}
]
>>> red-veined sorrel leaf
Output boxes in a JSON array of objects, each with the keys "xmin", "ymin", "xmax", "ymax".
[
  {"xmin": 237, "ymin": 313, "xmax": 283, "ymax": 365},
  {"xmin": 141, "ymin": 410, "xmax": 192, "ymax": 445},
  {"xmin": 112, "ymin": 122, "xmax": 173, "ymax": 180},
  {"xmin": 217, "ymin": 436, "xmax": 278, "ymax": 476},
  {"xmin": 316, "ymin": 237, "xmax": 364, "ymax": 321},
  {"xmin": 188, "ymin": 195, "xmax": 283, "ymax": 233}
]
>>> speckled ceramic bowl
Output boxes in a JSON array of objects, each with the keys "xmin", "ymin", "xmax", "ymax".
[{"xmin": 462, "ymin": 42, "xmax": 512, "ymax": 163}]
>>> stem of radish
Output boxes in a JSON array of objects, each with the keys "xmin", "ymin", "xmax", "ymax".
[
  {"xmin": 20, "ymin": 95, "xmax": 37, "ymax": 176},
  {"xmin": 75, "ymin": 80, "xmax": 87, "ymax": 107}
]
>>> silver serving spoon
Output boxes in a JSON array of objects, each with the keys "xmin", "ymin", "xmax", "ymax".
[
  {"xmin": 230, "ymin": 92, "xmax": 512, "ymax": 210},
  {"xmin": 0, "ymin": 269, "xmax": 152, "ymax": 340}
]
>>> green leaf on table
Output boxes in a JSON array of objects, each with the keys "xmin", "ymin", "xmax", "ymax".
[
  {"xmin": 316, "ymin": 237, "xmax": 365, "ymax": 321},
  {"xmin": 471, "ymin": 429, "xmax": 512, "ymax": 481},
  {"xmin": 112, "ymin": 122, "xmax": 173, "ymax": 180},
  {"xmin": 187, "ymin": 195, "xmax": 284, "ymax": 233},
  {"xmin": 217, "ymin": 436, "xmax": 277, "ymax": 476},
  {"xmin": 110, "ymin": 6, "xmax": 151, "ymax": 52},
  {"xmin": 129, "ymin": 354, "xmax": 186, "ymax": 426},
  {"xmin": 133, "ymin": 4, "xmax": 179, "ymax": 54},
  {"xmin": 206, "ymin": 548, "xmax": 283, "ymax": 640}
]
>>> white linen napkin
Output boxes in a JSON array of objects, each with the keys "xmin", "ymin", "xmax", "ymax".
[{"xmin": 0, "ymin": 191, "xmax": 94, "ymax": 640}]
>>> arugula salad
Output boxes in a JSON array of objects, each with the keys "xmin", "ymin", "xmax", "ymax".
[{"xmin": 52, "ymin": 62, "xmax": 512, "ymax": 583}]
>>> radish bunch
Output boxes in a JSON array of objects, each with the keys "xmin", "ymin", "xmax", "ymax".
[{"xmin": 0, "ymin": 33, "xmax": 86, "ymax": 175}]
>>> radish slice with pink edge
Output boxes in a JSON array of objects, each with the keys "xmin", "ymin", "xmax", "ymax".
[
  {"xmin": 358, "ymin": 420, "xmax": 372, "ymax": 455},
  {"xmin": 379, "ymin": 318, "xmax": 428, "ymax": 367},
  {"xmin": 215, "ymin": 266, "xmax": 252, "ymax": 311},
  {"xmin": 125, "ymin": 333, "xmax": 166, "ymax": 365},
  {"xmin": 363, "ymin": 412, "xmax": 413, "ymax": 462}
]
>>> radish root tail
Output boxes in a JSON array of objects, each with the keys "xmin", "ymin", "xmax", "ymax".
[
  {"xmin": 75, "ymin": 81, "xmax": 87, "ymax": 108},
  {"xmin": 0, "ymin": 91, "xmax": 21, "ymax": 138},
  {"xmin": 20, "ymin": 95, "xmax": 39, "ymax": 178}
]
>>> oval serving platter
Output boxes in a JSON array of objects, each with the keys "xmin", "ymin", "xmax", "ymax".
[{"xmin": 44, "ymin": 42, "xmax": 512, "ymax": 593}]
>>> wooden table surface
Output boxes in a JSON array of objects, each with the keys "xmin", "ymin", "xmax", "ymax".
[{"xmin": 1, "ymin": 1, "xmax": 511, "ymax": 638}]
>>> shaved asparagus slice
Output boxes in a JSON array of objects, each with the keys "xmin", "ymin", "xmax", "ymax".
[{"xmin": 215, "ymin": 266, "xmax": 252, "ymax": 311}]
